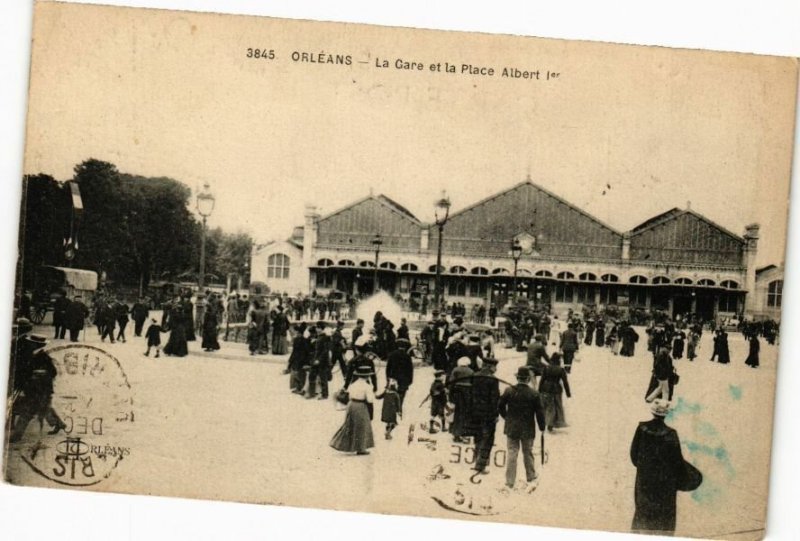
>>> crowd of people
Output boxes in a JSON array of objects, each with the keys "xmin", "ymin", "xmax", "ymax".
[{"xmin": 13, "ymin": 283, "xmax": 784, "ymax": 536}]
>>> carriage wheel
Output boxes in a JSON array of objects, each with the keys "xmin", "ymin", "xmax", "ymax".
[{"xmin": 31, "ymin": 307, "xmax": 46, "ymax": 324}]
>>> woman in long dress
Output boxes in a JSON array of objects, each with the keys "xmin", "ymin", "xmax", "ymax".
[
  {"xmin": 271, "ymin": 308, "xmax": 289, "ymax": 355},
  {"xmin": 595, "ymin": 321, "xmax": 606, "ymax": 347},
  {"xmin": 744, "ymin": 334, "xmax": 760, "ymax": 368},
  {"xmin": 448, "ymin": 356, "xmax": 473, "ymax": 443},
  {"xmin": 201, "ymin": 305, "xmax": 220, "ymax": 351},
  {"xmin": 163, "ymin": 302, "xmax": 188, "ymax": 357},
  {"xmin": 538, "ymin": 352, "xmax": 571, "ymax": 431},
  {"xmin": 717, "ymin": 331, "xmax": 731, "ymax": 364},
  {"xmin": 330, "ymin": 365, "xmax": 376, "ymax": 455}
]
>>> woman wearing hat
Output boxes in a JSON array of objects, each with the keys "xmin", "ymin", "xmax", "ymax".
[
  {"xmin": 538, "ymin": 352, "xmax": 571, "ymax": 432},
  {"xmin": 448, "ymin": 356, "xmax": 473, "ymax": 443},
  {"xmin": 630, "ymin": 399, "xmax": 701, "ymax": 534},
  {"xmin": 344, "ymin": 335, "xmax": 378, "ymax": 391},
  {"xmin": 330, "ymin": 364, "xmax": 376, "ymax": 455}
]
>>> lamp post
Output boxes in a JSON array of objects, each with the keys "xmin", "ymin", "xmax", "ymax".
[
  {"xmin": 372, "ymin": 233, "xmax": 383, "ymax": 294},
  {"xmin": 196, "ymin": 182, "xmax": 215, "ymax": 331},
  {"xmin": 511, "ymin": 238, "xmax": 523, "ymax": 303},
  {"xmin": 433, "ymin": 191, "xmax": 451, "ymax": 310}
]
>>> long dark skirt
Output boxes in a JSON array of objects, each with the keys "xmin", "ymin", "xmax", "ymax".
[
  {"xmin": 272, "ymin": 333, "xmax": 287, "ymax": 355},
  {"xmin": 745, "ymin": 351, "xmax": 759, "ymax": 367},
  {"xmin": 449, "ymin": 386, "xmax": 471, "ymax": 437},
  {"xmin": 541, "ymin": 391, "xmax": 567, "ymax": 429},
  {"xmin": 201, "ymin": 326, "xmax": 220, "ymax": 350},
  {"xmin": 595, "ymin": 328, "xmax": 605, "ymax": 347},
  {"xmin": 163, "ymin": 325, "xmax": 188, "ymax": 357},
  {"xmin": 330, "ymin": 400, "xmax": 375, "ymax": 453}
]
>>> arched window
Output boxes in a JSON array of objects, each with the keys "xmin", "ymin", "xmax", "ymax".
[
  {"xmin": 721, "ymin": 280, "xmax": 739, "ymax": 290},
  {"xmin": 379, "ymin": 262, "xmax": 397, "ymax": 270},
  {"xmin": 629, "ymin": 275, "xmax": 648, "ymax": 284},
  {"xmin": 674, "ymin": 277, "xmax": 693, "ymax": 285},
  {"xmin": 267, "ymin": 253, "xmax": 291, "ymax": 279},
  {"xmin": 579, "ymin": 272, "xmax": 597, "ymax": 282},
  {"xmin": 653, "ymin": 276, "xmax": 671, "ymax": 285},
  {"xmin": 517, "ymin": 269, "xmax": 532, "ymax": 276},
  {"xmin": 359, "ymin": 261, "xmax": 375, "ymax": 268},
  {"xmin": 601, "ymin": 274, "xmax": 619, "ymax": 283},
  {"xmin": 450, "ymin": 265, "xmax": 467, "ymax": 275},
  {"xmin": 428, "ymin": 264, "xmax": 445, "ymax": 273},
  {"xmin": 768, "ymin": 280, "xmax": 783, "ymax": 307},
  {"xmin": 557, "ymin": 271, "xmax": 575, "ymax": 281},
  {"xmin": 535, "ymin": 270, "xmax": 553, "ymax": 278},
  {"xmin": 471, "ymin": 266, "xmax": 489, "ymax": 275},
  {"xmin": 317, "ymin": 258, "xmax": 334, "ymax": 267},
  {"xmin": 401, "ymin": 263, "xmax": 418, "ymax": 272},
  {"xmin": 697, "ymin": 278, "xmax": 715, "ymax": 287},
  {"xmin": 492, "ymin": 268, "xmax": 510, "ymax": 275},
  {"xmin": 338, "ymin": 259, "xmax": 355, "ymax": 267}
]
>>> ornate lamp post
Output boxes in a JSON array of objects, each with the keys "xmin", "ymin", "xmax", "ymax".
[
  {"xmin": 433, "ymin": 191, "xmax": 451, "ymax": 310},
  {"xmin": 195, "ymin": 182, "xmax": 215, "ymax": 330},
  {"xmin": 372, "ymin": 233, "xmax": 383, "ymax": 294},
  {"xmin": 511, "ymin": 238, "xmax": 523, "ymax": 303}
]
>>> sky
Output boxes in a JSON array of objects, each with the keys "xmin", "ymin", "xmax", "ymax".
[{"xmin": 20, "ymin": 2, "xmax": 798, "ymax": 268}]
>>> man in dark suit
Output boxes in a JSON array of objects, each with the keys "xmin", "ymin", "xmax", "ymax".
[
  {"xmin": 63, "ymin": 295, "xmax": 89, "ymax": 342},
  {"xmin": 385, "ymin": 338, "xmax": 414, "ymax": 409},
  {"xmin": 52, "ymin": 290, "xmax": 70, "ymax": 339},
  {"xmin": 351, "ymin": 319, "xmax": 365, "ymax": 354},
  {"xmin": 560, "ymin": 323, "xmax": 580, "ymax": 373},
  {"xmin": 498, "ymin": 366, "xmax": 545, "ymax": 488},
  {"xmin": 469, "ymin": 357, "xmax": 500, "ymax": 474},
  {"xmin": 526, "ymin": 334, "xmax": 550, "ymax": 387},
  {"xmin": 131, "ymin": 297, "xmax": 150, "ymax": 337}
]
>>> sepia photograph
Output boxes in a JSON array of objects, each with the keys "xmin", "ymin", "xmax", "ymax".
[{"xmin": 2, "ymin": 1, "xmax": 799, "ymax": 540}]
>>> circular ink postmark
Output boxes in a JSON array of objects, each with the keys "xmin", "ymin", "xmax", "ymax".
[
  {"xmin": 409, "ymin": 423, "xmax": 542, "ymax": 517},
  {"xmin": 10, "ymin": 344, "xmax": 134, "ymax": 487}
]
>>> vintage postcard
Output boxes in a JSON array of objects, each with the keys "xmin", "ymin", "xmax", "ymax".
[{"xmin": 3, "ymin": 1, "xmax": 799, "ymax": 539}]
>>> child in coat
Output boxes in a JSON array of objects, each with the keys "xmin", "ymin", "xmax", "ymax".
[
  {"xmin": 429, "ymin": 370, "xmax": 448, "ymax": 433},
  {"xmin": 144, "ymin": 318, "xmax": 164, "ymax": 357},
  {"xmin": 376, "ymin": 378, "xmax": 402, "ymax": 439}
]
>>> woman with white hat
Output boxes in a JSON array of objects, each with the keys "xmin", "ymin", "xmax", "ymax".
[
  {"xmin": 330, "ymin": 364, "xmax": 376, "ymax": 455},
  {"xmin": 344, "ymin": 335, "xmax": 378, "ymax": 391}
]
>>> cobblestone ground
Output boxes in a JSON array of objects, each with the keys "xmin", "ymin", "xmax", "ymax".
[{"xmin": 4, "ymin": 323, "xmax": 778, "ymax": 539}]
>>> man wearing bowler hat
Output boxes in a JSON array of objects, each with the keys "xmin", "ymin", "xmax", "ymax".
[{"xmin": 498, "ymin": 366, "xmax": 546, "ymax": 489}]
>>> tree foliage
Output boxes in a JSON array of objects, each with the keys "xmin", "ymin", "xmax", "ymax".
[{"xmin": 19, "ymin": 158, "xmax": 252, "ymax": 293}]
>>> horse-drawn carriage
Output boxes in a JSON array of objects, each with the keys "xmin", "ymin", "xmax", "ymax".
[{"xmin": 28, "ymin": 266, "xmax": 98, "ymax": 324}]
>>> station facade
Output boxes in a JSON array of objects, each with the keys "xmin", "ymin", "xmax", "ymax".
[{"xmin": 251, "ymin": 181, "xmax": 766, "ymax": 320}]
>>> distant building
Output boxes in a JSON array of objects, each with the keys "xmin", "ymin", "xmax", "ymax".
[
  {"xmin": 752, "ymin": 264, "xmax": 784, "ymax": 321},
  {"xmin": 251, "ymin": 180, "xmax": 765, "ymax": 321}
]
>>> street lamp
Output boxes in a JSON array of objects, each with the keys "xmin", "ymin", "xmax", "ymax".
[
  {"xmin": 196, "ymin": 182, "xmax": 215, "ymax": 331},
  {"xmin": 510, "ymin": 238, "xmax": 523, "ymax": 303},
  {"xmin": 372, "ymin": 233, "xmax": 383, "ymax": 294},
  {"xmin": 433, "ymin": 191, "xmax": 451, "ymax": 310}
]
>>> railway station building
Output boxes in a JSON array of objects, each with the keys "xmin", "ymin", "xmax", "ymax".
[{"xmin": 251, "ymin": 181, "xmax": 766, "ymax": 321}]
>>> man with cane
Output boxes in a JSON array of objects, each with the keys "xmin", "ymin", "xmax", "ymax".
[{"xmin": 498, "ymin": 366, "xmax": 546, "ymax": 491}]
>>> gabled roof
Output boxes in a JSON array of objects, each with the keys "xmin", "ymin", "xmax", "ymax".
[
  {"xmin": 317, "ymin": 194, "xmax": 423, "ymax": 226},
  {"xmin": 631, "ymin": 208, "xmax": 683, "ymax": 233},
  {"xmin": 628, "ymin": 208, "xmax": 743, "ymax": 243},
  {"xmin": 446, "ymin": 180, "xmax": 622, "ymax": 235},
  {"xmin": 376, "ymin": 195, "xmax": 418, "ymax": 221}
]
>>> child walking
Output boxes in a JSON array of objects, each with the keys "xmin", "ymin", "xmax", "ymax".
[
  {"xmin": 144, "ymin": 318, "xmax": 164, "ymax": 357},
  {"xmin": 429, "ymin": 370, "xmax": 448, "ymax": 433},
  {"xmin": 376, "ymin": 379, "xmax": 402, "ymax": 439}
]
